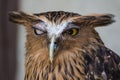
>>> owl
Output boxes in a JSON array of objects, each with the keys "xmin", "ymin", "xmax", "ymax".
[{"xmin": 9, "ymin": 11, "xmax": 120, "ymax": 80}]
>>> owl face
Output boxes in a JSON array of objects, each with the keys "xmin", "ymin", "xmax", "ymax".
[
  {"xmin": 9, "ymin": 11, "xmax": 114, "ymax": 62},
  {"xmin": 32, "ymin": 20, "xmax": 82, "ymax": 62}
]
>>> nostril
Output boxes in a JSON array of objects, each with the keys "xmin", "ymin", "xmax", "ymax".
[
  {"xmin": 54, "ymin": 42, "xmax": 57, "ymax": 45},
  {"xmin": 54, "ymin": 42, "xmax": 58, "ymax": 50}
]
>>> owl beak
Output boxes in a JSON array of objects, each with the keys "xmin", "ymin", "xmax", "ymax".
[{"xmin": 49, "ymin": 36, "xmax": 58, "ymax": 63}]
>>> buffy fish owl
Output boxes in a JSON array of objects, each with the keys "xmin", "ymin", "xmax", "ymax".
[{"xmin": 9, "ymin": 11, "xmax": 120, "ymax": 80}]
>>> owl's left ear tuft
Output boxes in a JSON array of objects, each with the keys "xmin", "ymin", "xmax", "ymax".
[
  {"xmin": 74, "ymin": 14, "xmax": 115, "ymax": 28},
  {"xmin": 89, "ymin": 14, "xmax": 115, "ymax": 27}
]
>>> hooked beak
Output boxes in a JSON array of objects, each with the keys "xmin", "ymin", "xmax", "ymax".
[{"xmin": 48, "ymin": 36, "xmax": 58, "ymax": 63}]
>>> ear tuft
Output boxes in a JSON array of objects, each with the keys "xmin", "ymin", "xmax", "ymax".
[
  {"xmin": 74, "ymin": 14, "xmax": 115, "ymax": 28},
  {"xmin": 8, "ymin": 11, "xmax": 40, "ymax": 24},
  {"xmin": 91, "ymin": 14, "xmax": 115, "ymax": 27},
  {"xmin": 8, "ymin": 11, "xmax": 27, "ymax": 24}
]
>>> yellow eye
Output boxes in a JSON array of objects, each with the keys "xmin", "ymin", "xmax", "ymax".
[{"xmin": 66, "ymin": 28, "xmax": 79, "ymax": 36}]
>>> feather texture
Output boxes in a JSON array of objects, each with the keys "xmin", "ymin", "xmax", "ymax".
[{"xmin": 9, "ymin": 11, "xmax": 120, "ymax": 80}]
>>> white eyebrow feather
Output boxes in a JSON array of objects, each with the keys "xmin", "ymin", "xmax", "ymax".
[{"xmin": 46, "ymin": 21, "xmax": 70, "ymax": 38}]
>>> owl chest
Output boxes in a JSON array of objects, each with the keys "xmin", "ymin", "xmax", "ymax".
[{"xmin": 25, "ymin": 59, "xmax": 86, "ymax": 80}]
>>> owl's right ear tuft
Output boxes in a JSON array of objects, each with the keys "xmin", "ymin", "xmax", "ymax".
[
  {"xmin": 8, "ymin": 11, "xmax": 39, "ymax": 24},
  {"xmin": 9, "ymin": 11, "xmax": 27, "ymax": 24}
]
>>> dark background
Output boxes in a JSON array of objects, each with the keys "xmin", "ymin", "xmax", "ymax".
[{"xmin": 0, "ymin": 0, "xmax": 18, "ymax": 80}]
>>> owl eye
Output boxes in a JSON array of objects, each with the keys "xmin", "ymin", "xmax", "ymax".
[
  {"xmin": 66, "ymin": 28, "xmax": 79, "ymax": 36},
  {"xmin": 34, "ymin": 29, "xmax": 44, "ymax": 35}
]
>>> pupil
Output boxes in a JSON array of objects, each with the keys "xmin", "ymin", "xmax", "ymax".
[{"xmin": 68, "ymin": 29, "xmax": 73, "ymax": 35}]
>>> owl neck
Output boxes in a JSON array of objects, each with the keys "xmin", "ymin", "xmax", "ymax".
[
  {"xmin": 24, "ymin": 48, "xmax": 86, "ymax": 80},
  {"xmin": 24, "ymin": 43, "xmax": 104, "ymax": 80},
  {"xmin": 24, "ymin": 31, "xmax": 104, "ymax": 80}
]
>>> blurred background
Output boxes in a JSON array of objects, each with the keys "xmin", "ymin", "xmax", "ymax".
[{"xmin": 0, "ymin": 0, "xmax": 120, "ymax": 80}]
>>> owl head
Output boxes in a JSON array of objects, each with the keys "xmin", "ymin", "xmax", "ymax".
[{"xmin": 9, "ymin": 11, "xmax": 115, "ymax": 62}]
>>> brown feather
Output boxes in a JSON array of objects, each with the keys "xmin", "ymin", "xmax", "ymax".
[{"xmin": 9, "ymin": 11, "xmax": 120, "ymax": 80}]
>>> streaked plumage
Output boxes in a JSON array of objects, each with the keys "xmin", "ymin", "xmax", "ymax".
[{"xmin": 9, "ymin": 11, "xmax": 120, "ymax": 80}]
